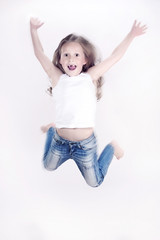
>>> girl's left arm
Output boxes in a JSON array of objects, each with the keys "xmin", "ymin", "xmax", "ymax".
[{"xmin": 88, "ymin": 20, "xmax": 147, "ymax": 81}]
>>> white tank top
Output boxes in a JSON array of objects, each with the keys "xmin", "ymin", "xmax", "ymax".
[{"xmin": 52, "ymin": 73, "xmax": 97, "ymax": 128}]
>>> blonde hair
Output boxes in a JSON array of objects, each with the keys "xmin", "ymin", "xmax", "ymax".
[{"xmin": 48, "ymin": 34, "xmax": 103, "ymax": 100}]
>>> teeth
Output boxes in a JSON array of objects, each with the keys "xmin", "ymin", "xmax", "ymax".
[{"xmin": 68, "ymin": 65, "xmax": 76, "ymax": 70}]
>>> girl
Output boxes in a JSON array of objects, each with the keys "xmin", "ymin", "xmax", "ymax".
[{"xmin": 30, "ymin": 18, "xmax": 147, "ymax": 187}]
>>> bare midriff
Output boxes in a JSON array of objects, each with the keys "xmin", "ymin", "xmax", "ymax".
[{"xmin": 56, "ymin": 127, "xmax": 94, "ymax": 142}]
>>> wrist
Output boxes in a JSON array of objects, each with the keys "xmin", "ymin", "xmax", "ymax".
[
  {"xmin": 30, "ymin": 25, "xmax": 38, "ymax": 32},
  {"xmin": 128, "ymin": 31, "xmax": 135, "ymax": 40}
]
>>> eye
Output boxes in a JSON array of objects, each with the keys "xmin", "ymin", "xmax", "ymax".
[
  {"xmin": 75, "ymin": 53, "xmax": 79, "ymax": 57},
  {"xmin": 64, "ymin": 53, "xmax": 68, "ymax": 57}
]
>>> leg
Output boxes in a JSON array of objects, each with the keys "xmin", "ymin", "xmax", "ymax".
[
  {"xmin": 43, "ymin": 127, "xmax": 55, "ymax": 160},
  {"xmin": 72, "ymin": 134, "xmax": 104, "ymax": 187},
  {"xmin": 98, "ymin": 143, "xmax": 115, "ymax": 178},
  {"xmin": 74, "ymin": 151, "xmax": 101, "ymax": 187},
  {"xmin": 43, "ymin": 128, "xmax": 70, "ymax": 170},
  {"xmin": 96, "ymin": 141, "xmax": 124, "ymax": 182},
  {"xmin": 73, "ymin": 135, "xmax": 123, "ymax": 187},
  {"xmin": 75, "ymin": 144, "xmax": 114, "ymax": 187}
]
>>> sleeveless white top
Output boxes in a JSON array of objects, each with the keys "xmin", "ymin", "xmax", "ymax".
[{"xmin": 52, "ymin": 73, "xmax": 97, "ymax": 128}]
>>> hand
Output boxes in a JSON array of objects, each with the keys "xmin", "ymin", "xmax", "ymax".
[
  {"xmin": 30, "ymin": 17, "xmax": 44, "ymax": 30},
  {"xmin": 130, "ymin": 20, "xmax": 147, "ymax": 37}
]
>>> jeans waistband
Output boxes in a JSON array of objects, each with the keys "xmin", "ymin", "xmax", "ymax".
[{"xmin": 54, "ymin": 129, "xmax": 96, "ymax": 145}]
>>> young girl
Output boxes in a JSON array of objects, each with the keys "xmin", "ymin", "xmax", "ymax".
[{"xmin": 30, "ymin": 18, "xmax": 147, "ymax": 187}]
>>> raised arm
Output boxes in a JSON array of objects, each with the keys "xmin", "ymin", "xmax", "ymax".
[
  {"xmin": 88, "ymin": 20, "xmax": 147, "ymax": 81},
  {"xmin": 30, "ymin": 18, "xmax": 62, "ymax": 86}
]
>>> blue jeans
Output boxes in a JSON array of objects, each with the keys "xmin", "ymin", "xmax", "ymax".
[{"xmin": 43, "ymin": 128, "xmax": 114, "ymax": 187}]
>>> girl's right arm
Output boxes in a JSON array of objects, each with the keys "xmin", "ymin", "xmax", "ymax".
[{"xmin": 30, "ymin": 18, "xmax": 62, "ymax": 86}]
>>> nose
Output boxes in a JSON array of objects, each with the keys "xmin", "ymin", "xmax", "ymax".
[{"xmin": 69, "ymin": 55, "xmax": 75, "ymax": 63}]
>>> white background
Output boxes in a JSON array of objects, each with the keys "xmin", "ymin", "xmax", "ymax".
[{"xmin": 0, "ymin": 0, "xmax": 160, "ymax": 239}]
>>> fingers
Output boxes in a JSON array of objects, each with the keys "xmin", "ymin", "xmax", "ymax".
[
  {"xmin": 134, "ymin": 19, "xmax": 137, "ymax": 26},
  {"xmin": 134, "ymin": 19, "xmax": 147, "ymax": 29},
  {"xmin": 37, "ymin": 20, "xmax": 44, "ymax": 28},
  {"xmin": 142, "ymin": 25, "xmax": 148, "ymax": 31},
  {"xmin": 139, "ymin": 24, "xmax": 148, "ymax": 35},
  {"xmin": 132, "ymin": 19, "xmax": 148, "ymax": 36},
  {"xmin": 30, "ymin": 17, "xmax": 44, "ymax": 28}
]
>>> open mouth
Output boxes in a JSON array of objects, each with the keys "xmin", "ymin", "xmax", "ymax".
[{"xmin": 68, "ymin": 65, "xmax": 77, "ymax": 71}]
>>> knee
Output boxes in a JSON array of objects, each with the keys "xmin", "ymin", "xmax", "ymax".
[
  {"xmin": 43, "ymin": 160, "xmax": 58, "ymax": 171},
  {"xmin": 44, "ymin": 165, "xmax": 55, "ymax": 171},
  {"xmin": 86, "ymin": 179, "xmax": 103, "ymax": 188},
  {"xmin": 89, "ymin": 184, "xmax": 100, "ymax": 188},
  {"xmin": 87, "ymin": 183, "xmax": 101, "ymax": 188}
]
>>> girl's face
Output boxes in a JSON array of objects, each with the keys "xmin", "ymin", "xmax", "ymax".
[{"xmin": 60, "ymin": 42, "xmax": 87, "ymax": 77}]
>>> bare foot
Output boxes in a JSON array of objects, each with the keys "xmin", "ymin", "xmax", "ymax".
[
  {"xmin": 110, "ymin": 140, "xmax": 124, "ymax": 160},
  {"xmin": 41, "ymin": 123, "xmax": 56, "ymax": 133}
]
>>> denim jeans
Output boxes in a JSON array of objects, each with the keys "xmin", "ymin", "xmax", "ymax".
[{"xmin": 43, "ymin": 127, "xmax": 114, "ymax": 187}]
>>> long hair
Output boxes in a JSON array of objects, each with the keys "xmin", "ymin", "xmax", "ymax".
[{"xmin": 48, "ymin": 34, "xmax": 103, "ymax": 101}]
